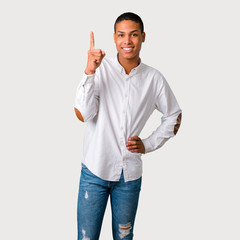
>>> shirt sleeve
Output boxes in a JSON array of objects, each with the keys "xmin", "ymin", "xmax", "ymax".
[
  {"xmin": 141, "ymin": 74, "xmax": 182, "ymax": 154},
  {"xmin": 74, "ymin": 72, "xmax": 100, "ymax": 122}
]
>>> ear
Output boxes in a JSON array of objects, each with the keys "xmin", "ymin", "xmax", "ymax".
[
  {"xmin": 113, "ymin": 32, "xmax": 117, "ymax": 43},
  {"xmin": 142, "ymin": 32, "xmax": 146, "ymax": 43}
]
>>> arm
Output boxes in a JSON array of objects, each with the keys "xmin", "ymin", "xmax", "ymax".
[
  {"xmin": 74, "ymin": 32, "xmax": 105, "ymax": 122},
  {"xmin": 141, "ymin": 76, "xmax": 182, "ymax": 153},
  {"xmin": 74, "ymin": 73, "xmax": 100, "ymax": 122},
  {"xmin": 126, "ymin": 75, "xmax": 182, "ymax": 154}
]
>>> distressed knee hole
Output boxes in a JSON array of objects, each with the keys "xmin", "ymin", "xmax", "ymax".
[
  {"xmin": 82, "ymin": 229, "xmax": 90, "ymax": 240},
  {"xmin": 119, "ymin": 223, "xmax": 132, "ymax": 239},
  {"xmin": 85, "ymin": 191, "xmax": 88, "ymax": 199}
]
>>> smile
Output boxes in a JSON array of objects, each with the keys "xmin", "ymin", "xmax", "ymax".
[{"xmin": 122, "ymin": 47, "xmax": 134, "ymax": 53}]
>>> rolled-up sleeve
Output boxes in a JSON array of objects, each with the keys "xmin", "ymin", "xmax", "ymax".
[
  {"xmin": 74, "ymin": 73, "xmax": 100, "ymax": 122},
  {"xmin": 142, "ymin": 75, "xmax": 182, "ymax": 154}
]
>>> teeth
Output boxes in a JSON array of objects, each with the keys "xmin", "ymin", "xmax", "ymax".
[{"xmin": 123, "ymin": 48, "xmax": 133, "ymax": 50}]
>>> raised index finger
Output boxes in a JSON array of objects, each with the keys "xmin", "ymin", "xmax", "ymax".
[{"xmin": 90, "ymin": 31, "xmax": 95, "ymax": 50}]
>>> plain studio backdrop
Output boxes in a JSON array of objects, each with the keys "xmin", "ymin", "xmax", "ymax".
[{"xmin": 0, "ymin": 0, "xmax": 239, "ymax": 239}]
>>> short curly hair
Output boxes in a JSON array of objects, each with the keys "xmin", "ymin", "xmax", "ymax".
[{"xmin": 114, "ymin": 12, "xmax": 144, "ymax": 33}]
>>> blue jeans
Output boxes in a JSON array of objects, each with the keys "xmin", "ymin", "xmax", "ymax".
[{"xmin": 77, "ymin": 164, "xmax": 142, "ymax": 240}]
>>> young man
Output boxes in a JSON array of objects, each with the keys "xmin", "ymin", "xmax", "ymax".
[{"xmin": 74, "ymin": 12, "xmax": 182, "ymax": 240}]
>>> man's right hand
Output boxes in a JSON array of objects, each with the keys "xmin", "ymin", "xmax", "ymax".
[{"xmin": 85, "ymin": 32, "xmax": 105, "ymax": 75}]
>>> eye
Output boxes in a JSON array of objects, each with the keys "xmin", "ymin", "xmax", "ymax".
[
  {"xmin": 118, "ymin": 34, "xmax": 124, "ymax": 37},
  {"xmin": 131, "ymin": 33, "xmax": 138, "ymax": 37}
]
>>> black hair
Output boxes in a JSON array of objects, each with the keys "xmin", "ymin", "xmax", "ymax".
[{"xmin": 114, "ymin": 12, "xmax": 144, "ymax": 33}]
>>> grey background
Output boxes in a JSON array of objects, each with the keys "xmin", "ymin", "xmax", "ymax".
[{"xmin": 0, "ymin": 0, "xmax": 239, "ymax": 239}]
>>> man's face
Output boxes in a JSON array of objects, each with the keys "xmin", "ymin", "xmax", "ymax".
[{"xmin": 114, "ymin": 20, "xmax": 145, "ymax": 61}]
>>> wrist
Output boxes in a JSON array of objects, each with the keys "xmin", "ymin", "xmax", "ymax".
[
  {"xmin": 85, "ymin": 66, "xmax": 96, "ymax": 75},
  {"xmin": 85, "ymin": 69, "xmax": 95, "ymax": 75}
]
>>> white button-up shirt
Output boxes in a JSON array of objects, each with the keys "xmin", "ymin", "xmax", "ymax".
[{"xmin": 74, "ymin": 56, "xmax": 182, "ymax": 182}]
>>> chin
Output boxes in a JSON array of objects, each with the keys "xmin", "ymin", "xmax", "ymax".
[{"xmin": 120, "ymin": 52, "xmax": 137, "ymax": 60}]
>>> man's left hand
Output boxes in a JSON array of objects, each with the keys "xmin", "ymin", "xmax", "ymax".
[{"xmin": 126, "ymin": 136, "xmax": 145, "ymax": 154}]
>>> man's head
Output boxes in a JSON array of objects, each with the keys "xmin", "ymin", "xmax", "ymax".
[{"xmin": 114, "ymin": 12, "xmax": 145, "ymax": 62}]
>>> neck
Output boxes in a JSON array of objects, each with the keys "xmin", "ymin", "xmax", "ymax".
[{"xmin": 118, "ymin": 54, "xmax": 140, "ymax": 75}]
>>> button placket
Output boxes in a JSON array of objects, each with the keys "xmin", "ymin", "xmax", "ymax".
[
  {"xmin": 119, "ymin": 75, "xmax": 130, "ymax": 160},
  {"xmin": 124, "ymin": 77, "xmax": 130, "ymax": 159}
]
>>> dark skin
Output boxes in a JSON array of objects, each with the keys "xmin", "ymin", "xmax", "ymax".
[{"xmin": 126, "ymin": 136, "xmax": 146, "ymax": 154}]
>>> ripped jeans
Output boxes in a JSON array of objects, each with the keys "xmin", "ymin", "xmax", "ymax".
[{"xmin": 77, "ymin": 164, "xmax": 142, "ymax": 240}]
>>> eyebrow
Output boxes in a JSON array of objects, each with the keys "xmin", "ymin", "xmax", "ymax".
[{"xmin": 117, "ymin": 30, "xmax": 139, "ymax": 33}]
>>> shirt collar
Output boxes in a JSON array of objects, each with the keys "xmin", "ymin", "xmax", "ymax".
[{"xmin": 114, "ymin": 54, "xmax": 144, "ymax": 75}]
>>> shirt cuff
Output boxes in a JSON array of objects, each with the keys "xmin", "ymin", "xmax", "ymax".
[
  {"xmin": 81, "ymin": 72, "xmax": 95, "ymax": 86},
  {"xmin": 141, "ymin": 138, "xmax": 153, "ymax": 154}
]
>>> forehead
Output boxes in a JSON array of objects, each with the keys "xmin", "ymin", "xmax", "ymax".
[{"xmin": 115, "ymin": 20, "xmax": 141, "ymax": 32}]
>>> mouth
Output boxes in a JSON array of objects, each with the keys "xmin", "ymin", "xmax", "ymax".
[{"xmin": 122, "ymin": 47, "xmax": 134, "ymax": 53}]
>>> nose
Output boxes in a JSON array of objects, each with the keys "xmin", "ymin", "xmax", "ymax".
[{"xmin": 124, "ymin": 35, "xmax": 132, "ymax": 45}]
